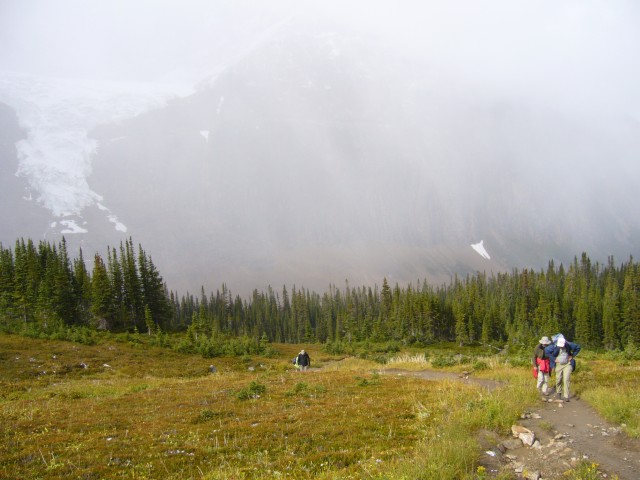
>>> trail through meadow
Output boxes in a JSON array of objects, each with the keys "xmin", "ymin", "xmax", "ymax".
[{"xmin": 379, "ymin": 368, "xmax": 640, "ymax": 479}]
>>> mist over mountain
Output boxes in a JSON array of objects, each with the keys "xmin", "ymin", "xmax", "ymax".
[{"xmin": 1, "ymin": 1, "xmax": 639, "ymax": 296}]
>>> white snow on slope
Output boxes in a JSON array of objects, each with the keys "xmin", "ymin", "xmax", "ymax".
[
  {"xmin": 471, "ymin": 240, "xmax": 491, "ymax": 260},
  {"xmin": 59, "ymin": 219, "xmax": 88, "ymax": 234},
  {"xmin": 0, "ymin": 71, "xmax": 191, "ymax": 226}
]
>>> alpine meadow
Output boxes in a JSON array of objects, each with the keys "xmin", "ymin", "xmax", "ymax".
[
  {"xmin": 1, "ymin": 238, "xmax": 640, "ymax": 478},
  {"xmin": 2, "ymin": 1, "xmax": 640, "ymax": 479}
]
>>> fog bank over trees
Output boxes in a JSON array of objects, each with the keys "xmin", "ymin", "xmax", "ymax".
[{"xmin": 1, "ymin": 1, "xmax": 639, "ymax": 295}]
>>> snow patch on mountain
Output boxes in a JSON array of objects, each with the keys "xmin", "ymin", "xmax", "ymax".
[
  {"xmin": 0, "ymin": 71, "xmax": 191, "ymax": 226},
  {"xmin": 471, "ymin": 240, "xmax": 491, "ymax": 260},
  {"xmin": 216, "ymin": 96, "xmax": 225, "ymax": 114},
  {"xmin": 96, "ymin": 202, "xmax": 128, "ymax": 233},
  {"xmin": 59, "ymin": 219, "xmax": 88, "ymax": 234}
]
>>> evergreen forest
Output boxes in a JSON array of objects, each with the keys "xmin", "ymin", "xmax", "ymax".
[{"xmin": 1, "ymin": 237, "xmax": 639, "ymax": 352}]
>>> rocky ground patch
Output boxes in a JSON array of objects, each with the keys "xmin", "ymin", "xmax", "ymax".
[{"xmin": 480, "ymin": 396, "xmax": 640, "ymax": 479}]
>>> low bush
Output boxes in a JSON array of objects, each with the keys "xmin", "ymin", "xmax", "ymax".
[{"xmin": 236, "ymin": 380, "xmax": 266, "ymax": 400}]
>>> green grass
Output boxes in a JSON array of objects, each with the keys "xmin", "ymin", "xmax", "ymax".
[
  {"xmin": 576, "ymin": 359, "xmax": 640, "ymax": 438},
  {"xmin": 0, "ymin": 334, "xmax": 637, "ymax": 479}
]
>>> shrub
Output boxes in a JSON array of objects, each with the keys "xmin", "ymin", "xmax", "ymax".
[
  {"xmin": 236, "ymin": 381, "xmax": 266, "ymax": 400},
  {"xmin": 193, "ymin": 409, "xmax": 217, "ymax": 424},
  {"xmin": 473, "ymin": 360, "xmax": 489, "ymax": 371},
  {"xmin": 431, "ymin": 355, "xmax": 456, "ymax": 368}
]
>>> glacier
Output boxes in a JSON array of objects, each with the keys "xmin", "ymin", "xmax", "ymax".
[{"xmin": 0, "ymin": 71, "xmax": 191, "ymax": 230}]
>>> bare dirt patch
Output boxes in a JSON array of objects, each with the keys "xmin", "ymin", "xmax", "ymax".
[{"xmin": 380, "ymin": 367, "xmax": 502, "ymax": 390}]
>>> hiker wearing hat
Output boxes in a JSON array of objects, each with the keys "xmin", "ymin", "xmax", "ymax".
[
  {"xmin": 295, "ymin": 349, "xmax": 311, "ymax": 371},
  {"xmin": 547, "ymin": 335, "xmax": 581, "ymax": 402},
  {"xmin": 532, "ymin": 336, "xmax": 552, "ymax": 396}
]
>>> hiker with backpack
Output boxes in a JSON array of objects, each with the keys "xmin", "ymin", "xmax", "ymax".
[
  {"xmin": 545, "ymin": 334, "xmax": 581, "ymax": 402},
  {"xmin": 532, "ymin": 336, "xmax": 552, "ymax": 397},
  {"xmin": 294, "ymin": 349, "xmax": 311, "ymax": 371}
]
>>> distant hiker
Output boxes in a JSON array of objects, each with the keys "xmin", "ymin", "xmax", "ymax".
[
  {"xmin": 295, "ymin": 349, "xmax": 311, "ymax": 371},
  {"xmin": 547, "ymin": 335, "xmax": 581, "ymax": 402},
  {"xmin": 532, "ymin": 336, "xmax": 552, "ymax": 396}
]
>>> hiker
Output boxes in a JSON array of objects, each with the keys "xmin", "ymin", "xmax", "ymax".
[
  {"xmin": 547, "ymin": 335, "xmax": 581, "ymax": 402},
  {"xmin": 532, "ymin": 336, "xmax": 552, "ymax": 396},
  {"xmin": 294, "ymin": 349, "xmax": 311, "ymax": 371}
]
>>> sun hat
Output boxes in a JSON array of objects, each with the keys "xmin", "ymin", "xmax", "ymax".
[
  {"xmin": 539, "ymin": 336, "xmax": 551, "ymax": 345},
  {"xmin": 557, "ymin": 337, "xmax": 566, "ymax": 347}
]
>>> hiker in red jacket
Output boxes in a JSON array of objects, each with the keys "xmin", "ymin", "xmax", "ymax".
[{"xmin": 532, "ymin": 336, "xmax": 552, "ymax": 396}]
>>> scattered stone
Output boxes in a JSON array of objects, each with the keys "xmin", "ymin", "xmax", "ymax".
[
  {"xmin": 514, "ymin": 463, "xmax": 524, "ymax": 473},
  {"xmin": 247, "ymin": 366, "xmax": 255, "ymax": 372},
  {"xmin": 502, "ymin": 439, "xmax": 524, "ymax": 450},
  {"xmin": 567, "ymin": 423, "xmax": 575, "ymax": 428},
  {"xmin": 505, "ymin": 454, "xmax": 518, "ymax": 461},
  {"xmin": 531, "ymin": 440, "xmax": 542, "ymax": 450},
  {"xmin": 512, "ymin": 425, "xmax": 531, "ymax": 437},
  {"xmin": 526, "ymin": 471, "xmax": 541, "ymax": 480},
  {"xmin": 209, "ymin": 365, "xmax": 217, "ymax": 373},
  {"xmin": 520, "ymin": 431, "xmax": 536, "ymax": 446},
  {"xmin": 485, "ymin": 450, "xmax": 497, "ymax": 457},
  {"xmin": 532, "ymin": 413, "xmax": 542, "ymax": 419}
]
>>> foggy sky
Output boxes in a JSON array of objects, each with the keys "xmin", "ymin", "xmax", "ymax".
[
  {"xmin": 2, "ymin": 1, "xmax": 639, "ymax": 136},
  {"xmin": 2, "ymin": 0, "xmax": 640, "ymax": 295},
  {"xmin": 2, "ymin": 0, "xmax": 639, "ymax": 97}
]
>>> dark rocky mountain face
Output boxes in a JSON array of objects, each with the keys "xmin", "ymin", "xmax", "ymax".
[
  {"xmin": 85, "ymin": 29, "xmax": 639, "ymax": 294},
  {"xmin": 2, "ymin": 4, "xmax": 639, "ymax": 296}
]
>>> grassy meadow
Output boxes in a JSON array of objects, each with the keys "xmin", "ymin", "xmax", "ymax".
[{"xmin": 0, "ymin": 334, "xmax": 638, "ymax": 480}]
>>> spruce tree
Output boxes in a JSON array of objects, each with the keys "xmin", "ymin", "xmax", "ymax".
[{"xmin": 91, "ymin": 253, "xmax": 113, "ymax": 329}]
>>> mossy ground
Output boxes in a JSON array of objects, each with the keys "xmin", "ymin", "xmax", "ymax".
[{"xmin": 0, "ymin": 335, "xmax": 637, "ymax": 479}]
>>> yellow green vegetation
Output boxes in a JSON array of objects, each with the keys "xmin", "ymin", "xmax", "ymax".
[
  {"xmin": 0, "ymin": 334, "xmax": 637, "ymax": 479},
  {"xmin": 576, "ymin": 357, "xmax": 640, "ymax": 438}
]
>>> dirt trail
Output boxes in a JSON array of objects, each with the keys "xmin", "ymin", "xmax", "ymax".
[
  {"xmin": 379, "ymin": 368, "xmax": 640, "ymax": 479},
  {"xmin": 507, "ymin": 396, "xmax": 640, "ymax": 479},
  {"xmin": 380, "ymin": 367, "xmax": 502, "ymax": 390}
]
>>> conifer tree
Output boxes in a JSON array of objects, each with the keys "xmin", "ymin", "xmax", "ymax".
[
  {"xmin": 0, "ymin": 244, "xmax": 14, "ymax": 314},
  {"xmin": 73, "ymin": 248, "xmax": 92, "ymax": 325},
  {"xmin": 602, "ymin": 272, "xmax": 621, "ymax": 349},
  {"xmin": 91, "ymin": 253, "xmax": 113, "ymax": 329},
  {"xmin": 622, "ymin": 260, "xmax": 640, "ymax": 346}
]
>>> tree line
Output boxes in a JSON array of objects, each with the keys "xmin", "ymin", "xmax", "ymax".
[{"xmin": 0, "ymin": 238, "xmax": 638, "ymax": 351}]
